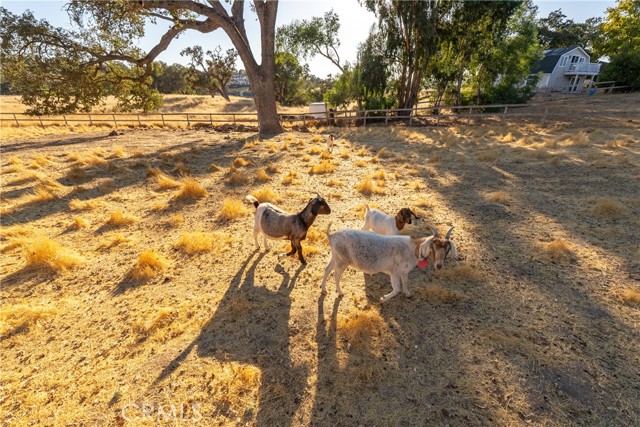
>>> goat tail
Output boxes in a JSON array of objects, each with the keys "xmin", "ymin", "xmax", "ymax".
[
  {"xmin": 245, "ymin": 195, "xmax": 259, "ymax": 209},
  {"xmin": 326, "ymin": 221, "xmax": 333, "ymax": 240},
  {"xmin": 364, "ymin": 204, "xmax": 370, "ymax": 213}
]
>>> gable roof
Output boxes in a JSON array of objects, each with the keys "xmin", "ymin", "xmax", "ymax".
[{"xmin": 530, "ymin": 46, "xmax": 583, "ymax": 74}]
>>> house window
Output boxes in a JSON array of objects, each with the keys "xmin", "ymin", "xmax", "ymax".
[
  {"xmin": 570, "ymin": 55, "xmax": 580, "ymax": 63},
  {"xmin": 559, "ymin": 56, "xmax": 567, "ymax": 67}
]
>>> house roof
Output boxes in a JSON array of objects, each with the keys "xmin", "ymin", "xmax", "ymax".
[{"xmin": 530, "ymin": 46, "xmax": 581, "ymax": 74}]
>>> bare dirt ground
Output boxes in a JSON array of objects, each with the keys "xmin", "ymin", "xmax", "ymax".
[{"xmin": 1, "ymin": 93, "xmax": 639, "ymax": 426}]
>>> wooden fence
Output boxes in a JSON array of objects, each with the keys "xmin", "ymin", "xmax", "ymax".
[{"xmin": 1, "ymin": 101, "xmax": 637, "ymax": 129}]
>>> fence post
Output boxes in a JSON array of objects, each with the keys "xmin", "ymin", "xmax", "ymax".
[
  {"xmin": 303, "ymin": 114, "xmax": 306, "ymax": 127},
  {"xmin": 63, "ymin": 115, "xmax": 68, "ymax": 126},
  {"xmin": 113, "ymin": 114, "xmax": 117, "ymax": 129},
  {"xmin": 13, "ymin": 114, "xmax": 19, "ymax": 128},
  {"xmin": 186, "ymin": 114, "xmax": 190, "ymax": 126},
  {"xmin": 409, "ymin": 108, "xmax": 414, "ymax": 127},
  {"xmin": 88, "ymin": 114, "xmax": 93, "ymax": 125},
  {"xmin": 436, "ymin": 109, "xmax": 440, "ymax": 126},
  {"xmin": 467, "ymin": 107, "xmax": 472, "ymax": 125},
  {"xmin": 542, "ymin": 105, "xmax": 549, "ymax": 125},
  {"xmin": 161, "ymin": 114, "xmax": 165, "ymax": 127},
  {"xmin": 503, "ymin": 106, "xmax": 509, "ymax": 118},
  {"xmin": 233, "ymin": 114, "xmax": 236, "ymax": 126},
  {"xmin": 137, "ymin": 114, "xmax": 141, "ymax": 126},
  {"xmin": 209, "ymin": 113, "xmax": 213, "ymax": 125},
  {"xmin": 363, "ymin": 111, "xmax": 368, "ymax": 127},
  {"xmin": 385, "ymin": 110, "xmax": 389, "ymax": 126},
  {"xmin": 38, "ymin": 116, "xmax": 44, "ymax": 128}
]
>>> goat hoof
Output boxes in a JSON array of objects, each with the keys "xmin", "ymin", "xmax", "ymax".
[{"xmin": 404, "ymin": 292, "xmax": 413, "ymax": 298}]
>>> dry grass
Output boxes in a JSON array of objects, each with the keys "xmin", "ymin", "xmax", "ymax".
[
  {"xmin": 536, "ymin": 240, "xmax": 574, "ymax": 263},
  {"xmin": 174, "ymin": 177, "xmax": 208, "ymax": 200},
  {"xmin": 69, "ymin": 198, "xmax": 99, "ymax": 211},
  {"xmin": 338, "ymin": 309, "xmax": 385, "ymax": 352},
  {"xmin": 109, "ymin": 146, "xmax": 127, "ymax": 159},
  {"xmin": 309, "ymin": 160, "xmax": 336, "ymax": 175},
  {"xmin": 436, "ymin": 263, "xmax": 484, "ymax": 282},
  {"xmin": 340, "ymin": 150, "xmax": 350, "ymax": 159},
  {"xmin": 130, "ymin": 250, "xmax": 170, "ymax": 281},
  {"xmin": 0, "ymin": 303, "xmax": 59, "ymax": 338},
  {"xmin": 591, "ymin": 197, "xmax": 628, "ymax": 218},
  {"xmin": 155, "ymin": 172, "xmax": 181, "ymax": 189},
  {"xmin": 233, "ymin": 157, "xmax": 251, "ymax": 167},
  {"xmin": 282, "ymin": 170, "xmax": 298, "ymax": 185},
  {"xmin": 97, "ymin": 233, "xmax": 133, "ymax": 250},
  {"xmin": 356, "ymin": 177, "xmax": 385, "ymax": 196},
  {"xmin": 224, "ymin": 166, "xmax": 249, "ymax": 186},
  {"xmin": 476, "ymin": 149, "xmax": 500, "ymax": 162},
  {"xmin": 250, "ymin": 187, "xmax": 281, "ymax": 204},
  {"xmin": 616, "ymin": 287, "xmax": 640, "ymax": 306},
  {"xmin": 255, "ymin": 168, "xmax": 271, "ymax": 183},
  {"xmin": 106, "ymin": 210, "xmax": 138, "ymax": 226},
  {"xmin": 22, "ymin": 235, "xmax": 84, "ymax": 273},
  {"xmin": 210, "ymin": 163, "xmax": 222, "ymax": 172},
  {"xmin": 568, "ymin": 131, "xmax": 590, "ymax": 147},
  {"xmin": 166, "ymin": 213, "xmax": 184, "ymax": 227},
  {"xmin": 30, "ymin": 185, "xmax": 58, "ymax": 202},
  {"xmin": 174, "ymin": 232, "xmax": 216, "ymax": 253},
  {"xmin": 218, "ymin": 198, "xmax": 249, "ymax": 221},
  {"xmin": 485, "ymin": 191, "xmax": 511, "ymax": 205},
  {"xmin": 71, "ymin": 216, "xmax": 89, "ymax": 229}
]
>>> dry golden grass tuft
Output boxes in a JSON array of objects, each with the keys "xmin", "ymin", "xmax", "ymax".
[
  {"xmin": 282, "ymin": 170, "xmax": 298, "ymax": 185},
  {"xmin": 174, "ymin": 232, "xmax": 215, "ymax": 253},
  {"xmin": 225, "ymin": 165, "xmax": 249, "ymax": 186},
  {"xmin": 173, "ymin": 160, "xmax": 191, "ymax": 176},
  {"xmin": 500, "ymin": 132, "xmax": 515, "ymax": 143},
  {"xmin": 340, "ymin": 150, "xmax": 350, "ymax": 159},
  {"xmin": 69, "ymin": 198, "xmax": 99, "ymax": 211},
  {"xmin": 308, "ymin": 146, "xmax": 322, "ymax": 155},
  {"xmin": 218, "ymin": 198, "xmax": 249, "ymax": 221},
  {"xmin": 568, "ymin": 131, "xmax": 590, "ymax": 147},
  {"xmin": 355, "ymin": 159, "xmax": 368, "ymax": 168},
  {"xmin": 255, "ymin": 168, "xmax": 271, "ymax": 183},
  {"xmin": 130, "ymin": 250, "xmax": 170, "ymax": 281},
  {"xmin": 23, "ymin": 235, "xmax": 84, "ymax": 272},
  {"xmin": 0, "ymin": 303, "xmax": 59, "ymax": 338},
  {"xmin": 155, "ymin": 172, "xmax": 181, "ymax": 189},
  {"xmin": 376, "ymin": 147, "xmax": 393, "ymax": 159},
  {"xmin": 437, "ymin": 264, "xmax": 484, "ymax": 282},
  {"xmin": 309, "ymin": 160, "xmax": 336, "ymax": 175},
  {"xmin": 109, "ymin": 146, "xmax": 127, "ymax": 159},
  {"xmin": 98, "ymin": 233, "xmax": 133, "ymax": 250},
  {"xmin": 485, "ymin": 191, "xmax": 511, "ymax": 205},
  {"xmin": 106, "ymin": 210, "xmax": 138, "ymax": 226},
  {"xmin": 476, "ymin": 150, "xmax": 500, "ymax": 162},
  {"xmin": 338, "ymin": 309, "xmax": 385, "ymax": 352},
  {"xmin": 30, "ymin": 185, "xmax": 59, "ymax": 203},
  {"xmin": 356, "ymin": 147, "xmax": 369, "ymax": 156},
  {"xmin": 326, "ymin": 178, "xmax": 344, "ymax": 187},
  {"xmin": 414, "ymin": 285, "xmax": 460, "ymax": 302},
  {"xmin": 29, "ymin": 155, "xmax": 54, "ymax": 169},
  {"xmin": 607, "ymin": 136, "xmax": 633, "ymax": 148},
  {"xmin": 356, "ymin": 177, "xmax": 385, "ymax": 196},
  {"xmin": 301, "ymin": 154, "xmax": 312, "ymax": 162},
  {"xmin": 174, "ymin": 177, "xmax": 208, "ymax": 200},
  {"xmin": 167, "ymin": 213, "xmax": 184, "ymax": 227},
  {"xmin": 536, "ymin": 240, "xmax": 574, "ymax": 263},
  {"xmin": 68, "ymin": 166, "xmax": 87, "ymax": 181},
  {"xmin": 250, "ymin": 187, "xmax": 281, "ymax": 204},
  {"xmin": 311, "ymin": 134, "xmax": 323, "ymax": 143},
  {"xmin": 266, "ymin": 164, "xmax": 280, "ymax": 174},
  {"xmin": 615, "ymin": 287, "xmax": 640, "ymax": 306},
  {"xmin": 233, "ymin": 157, "xmax": 251, "ymax": 167},
  {"xmin": 71, "ymin": 216, "xmax": 90, "ymax": 229},
  {"xmin": 591, "ymin": 197, "xmax": 628, "ymax": 218},
  {"xmin": 320, "ymin": 150, "xmax": 332, "ymax": 160}
]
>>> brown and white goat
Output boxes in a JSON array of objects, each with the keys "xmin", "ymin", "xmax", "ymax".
[
  {"xmin": 361, "ymin": 205, "xmax": 420, "ymax": 235},
  {"xmin": 246, "ymin": 194, "xmax": 331, "ymax": 264}
]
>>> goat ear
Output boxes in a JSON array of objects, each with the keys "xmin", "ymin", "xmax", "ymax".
[
  {"xmin": 447, "ymin": 241, "xmax": 457, "ymax": 260},
  {"xmin": 420, "ymin": 236, "xmax": 434, "ymax": 258}
]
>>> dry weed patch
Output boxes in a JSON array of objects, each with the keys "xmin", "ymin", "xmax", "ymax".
[
  {"xmin": 536, "ymin": 240, "xmax": 574, "ymax": 263},
  {"xmin": 109, "ymin": 146, "xmax": 127, "ymax": 158},
  {"xmin": 98, "ymin": 233, "xmax": 133, "ymax": 250},
  {"xmin": 0, "ymin": 303, "xmax": 59, "ymax": 338},
  {"xmin": 356, "ymin": 177, "xmax": 385, "ymax": 196},
  {"xmin": 437, "ymin": 264, "xmax": 484, "ymax": 282},
  {"xmin": 485, "ymin": 191, "xmax": 511, "ymax": 205},
  {"xmin": 414, "ymin": 285, "xmax": 460, "ymax": 302},
  {"xmin": 71, "ymin": 216, "xmax": 89, "ymax": 229},
  {"xmin": 175, "ymin": 177, "xmax": 208, "ymax": 200},
  {"xmin": 250, "ymin": 187, "xmax": 281, "ymax": 204},
  {"xmin": 591, "ymin": 197, "xmax": 628, "ymax": 218},
  {"xmin": 130, "ymin": 250, "xmax": 170, "ymax": 281},
  {"xmin": 218, "ymin": 198, "xmax": 249, "ymax": 221},
  {"xmin": 568, "ymin": 131, "xmax": 590, "ymax": 147},
  {"xmin": 210, "ymin": 163, "xmax": 222, "ymax": 172},
  {"xmin": 616, "ymin": 287, "xmax": 640, "ymax": 306},
  {"xmin": 167, "ymin": 213, "xmax": 184, "ymax": 227},
  {"xmin": 225, "ymin": 166, "xmax": 249, "ymax": 186},
  {"xmin": 338, "ymin": 309, "xmax": 385, "ymax": 353},
  {"xmin": 69, "ymin": 198, "xmax": 99, "ymax": 211},
  {"xmin": 282, "ymin": 170, "xmax": 298, "ymax": 185},
  {"xmin": 255, "ymin": 168, "xmax": 271, "ymax": 183},
  {"xmin": 340, "ymin": 150, "xmax": 350, "ymax": 159},
  {"xmin": 309, "ymin": 160, "xmax": 336, "ymax": 175},
  {"xmin": 106, "ymin": 210, "xmax": 138, "ymax": 226},
  {"xmin": 155, "ymin": 172, "xmax": 181, "ymax": 189},
  {"xmin": 174, "ymin": 232, "xmax": 216, "ymax": 253},
  {"xmin": 23, "ymin": 235, "xmax": 84, "ymax": 272},
  {"xmin": 308, "ymin": 146, "xmax": 322, "ymax": 155},
  {"xmin": 233, "ymin": 157, "xmax": 250, "ymax": 167},
  {"xmin": 30, "ymin": 185, "xmax": 58, "ymax": 203}
]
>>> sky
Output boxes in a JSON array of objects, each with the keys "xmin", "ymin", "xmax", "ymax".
[{"xmin": 4, "ymin": 0, "xmax": 617, "ymax": 78}]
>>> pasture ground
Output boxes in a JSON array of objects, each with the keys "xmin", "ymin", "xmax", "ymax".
[{"xmin": 1, "ymin": 94, "xmax": 639, "ymax": 426}]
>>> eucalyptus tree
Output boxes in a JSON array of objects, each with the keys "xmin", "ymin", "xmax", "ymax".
[{"xmin": 0, "ymin": 1, "xmax": 284, "ymax": 133}]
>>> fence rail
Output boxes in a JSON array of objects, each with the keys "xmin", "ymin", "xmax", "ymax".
[{"xmin": 1, "ymin": 101, "xmax": 638, "ymax": 129}]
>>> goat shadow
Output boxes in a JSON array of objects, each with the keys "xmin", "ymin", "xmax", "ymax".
[{"xmin": 155, "ymin": 250, "xmax": 307, "ymax": 426}]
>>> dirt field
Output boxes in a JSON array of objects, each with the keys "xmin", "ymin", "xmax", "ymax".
[{"xmin": 1, "ymin": 94, "xmax": 639, "ymax": 426}]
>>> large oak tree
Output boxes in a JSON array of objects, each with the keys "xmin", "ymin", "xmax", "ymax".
[{"xmin": 1, "ymin": 0, "xmax": 284, "ymax": 134}]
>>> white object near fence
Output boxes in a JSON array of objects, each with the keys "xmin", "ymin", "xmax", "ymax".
[{"xmin": 308, "ymin": 102, "xmax": 327, "ymax": 119}]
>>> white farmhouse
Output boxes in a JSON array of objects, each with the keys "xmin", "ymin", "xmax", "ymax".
[{"xmin": 531, "ymin": 46, "xmax": 601, "ymax": 93}]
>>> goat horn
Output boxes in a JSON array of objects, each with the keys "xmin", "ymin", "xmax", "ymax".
[
  {"xmin": 429, "ymin": 226, "xmax": 439, "ymax": 238},
  {"xmin": 445, "ymin": 226, "xmax": 455, "ymax": 239}
]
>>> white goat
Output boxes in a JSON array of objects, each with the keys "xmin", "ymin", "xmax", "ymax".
[
  {"xmin": 361, "ymin": 205, "xmax": 420, "ymax": 236},
  {"xmin": 326, "ymin": 134, "xmax": 335, "ymax": 152},
  {"xmin": 321, "ymin": 223, "xmax": 456, "ymax": 302}
]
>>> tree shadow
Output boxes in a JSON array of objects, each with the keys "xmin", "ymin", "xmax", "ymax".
[{"xmin": 154, "ymin": 250, "xmax": 308, "ymax": 426}]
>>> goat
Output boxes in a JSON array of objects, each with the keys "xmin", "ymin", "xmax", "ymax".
[
  {"xmin": 326, "ymin": 134, "xmax": 335, "ymax": 152},
  {"xmin": 246, "ymin": 194, "xmax": 331, "ymax": 264},
  {"xmin": 321, "ymin": 223, "xmax": 456, "ymax": 302},
  {"xmin": 361, "ymin": 205, "xmax": 420, "ymax": 236}
]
